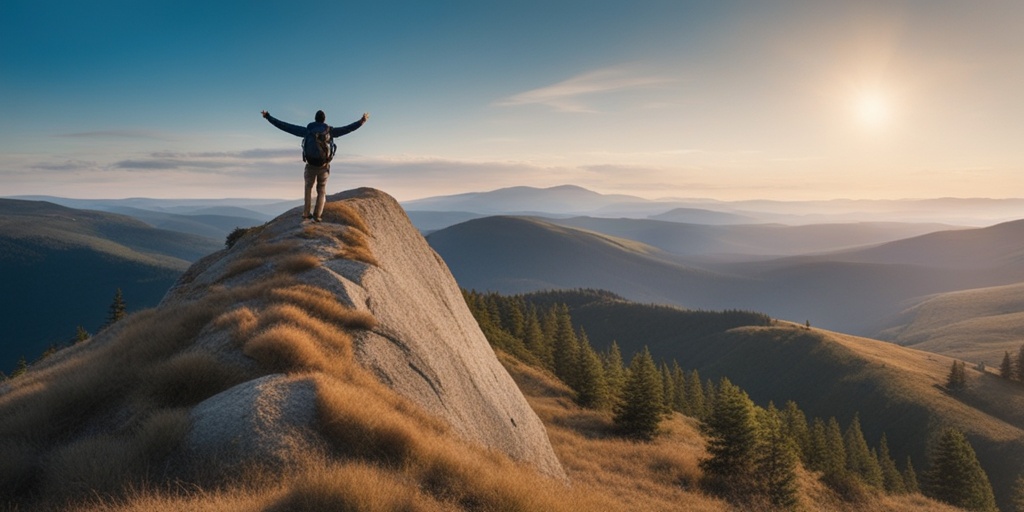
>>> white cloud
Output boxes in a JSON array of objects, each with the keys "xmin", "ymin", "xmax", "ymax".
[{"xmin": 494, "ymin": 65, "xmax": 675, "ymax": 113}]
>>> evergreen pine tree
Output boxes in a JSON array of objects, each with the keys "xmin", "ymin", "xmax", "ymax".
[
  {"xmin": 754, "ymin": 403, "xmax": 800, "ymax": 510},
  {"xmin": 522, "ymin": 306, "xmax": 549, "ymax": 364},
  {"xmin": 877, "ymin": 433, "xmax": 906, "ymax": 494},
  {"xmin": 686, "ymin": 370, "xmax": 705, "ymax": 419},
  {"xmin": 1017, "ymin": 344, "xmax": 1024, "ymax": 382},
  {"xmin": 924, "ymin": 428, "xmax": 997, "ymax": 511},
  {"xmin": 11, "ymin": 356, "xmax": 28, "ymax": 378},
  {"xmin": 499, "ymin": 297, "xmax": 526, "ymax": 339},
  {"xmin": 946, "ymin": 360, "xmax": 967, "ymax": 390},
  {"xmin": 903, "ymin": 456, "xmax": 920, "ymax": 494},
  {"xmin": 700, "ymin": 378, "xmax": 760, "ymax": 501},
  {"xmin": 105, "ymin": 288, "xmax": 127, "ymax": 327},
  {"xmin": 823, "ymin": 417, "xmax": 848, "ymax": 478},
  {"xmin": 574, "ymin": 330, "xmax": 609, "ymax": 409},
  {"xmin": 660, "ymin": 363, "xmax": 675, "ymax": 413},
  {"xmin": 781, "ymin": 401, "xmax": 811, "ymax": 463},
  {"xmin": 844, "ymin": 413, "xmax": 884, "ymax": 488},
  {"xmin": 703, "ymin": 378, "xmax": 717, "ymax": 418},
  {"xmin": 539, "ymin": 307, "xmax": 559, "ymax": 370},
  {"xmin": 603, "ymin": 341, "xmax": 626, "ymax": 407},
  {"xmin": 1011, "ymin": 475, "xmax": 1024, "ymax": 512},
  {"xmin": 613, "ymin": 347, "xmax": 664, "ymax": 440},
  {"xmin": 807, "ymin": 417, "xmax": 828, "ymax": 472},
  {"xmin": 74, "ymin": 325, "xmax": 90, "ymax": 344},
  {"xmin": 1002, "ymin": 351, "xmax": 1015, "ymax": 379},
  {"xmin": 672, "ymin": 361, "xmax": 687, "ymax": 413},
  {"xmin": 551, "ymin": 305, "xmax": 579, "ymax": 386}
]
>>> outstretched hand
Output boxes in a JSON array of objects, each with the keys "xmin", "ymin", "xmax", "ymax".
[
  {"xmin": 261, "ymin": 110, "xmax": 269, "ymax": 119},
  {"xmin": 361, "ymin": 112, "xmax": 370, "ymax": 124}
]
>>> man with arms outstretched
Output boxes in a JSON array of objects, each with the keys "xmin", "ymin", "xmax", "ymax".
[{"xmin": 261, "ymin": 109, "xmax": 369, "ymax": 222}]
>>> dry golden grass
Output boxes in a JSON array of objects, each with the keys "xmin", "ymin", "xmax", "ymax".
[
  {"xmin": 143, "ymin": 351, "xmax": 249, "ymax": 407},
  {"xmin": 274, "ymin": 253, "xmax": 320, "ymax": 273},
  {"xmin": 268, "ymin": 284, "xmax": 377, "ymax": 330},
  {"xmin": 321, "ymin": 202, "xmax": 370, "ymax": 233},
  {"xmin": 335, "ymin": 226, "xmax": 379, "ymax": 266},
  {"xmin": 212, "ymin": 306, "xmax": 258, "ymax": 346},
  {"xmin": 243, "ymin": 324, "xmax": 332, "ymax": 373},
  {"xmin": 220, "ymin": 256, "xmax": 265, "ymax": 281}
]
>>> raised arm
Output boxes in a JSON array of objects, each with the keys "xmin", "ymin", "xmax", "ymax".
[
  {"xmin": 330, "ymin": 112, "xmax": 370, "ymax": 138},
  {"xmin": 261, "ymin": 111, "xmax": 307, "ymax": 137}
]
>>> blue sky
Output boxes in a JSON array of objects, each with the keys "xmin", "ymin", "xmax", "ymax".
[{"xmin": 1, "ymin": 1, "xmax": 1022, "ymax": 201}]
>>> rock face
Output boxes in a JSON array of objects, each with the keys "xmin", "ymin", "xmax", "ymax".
[{"xmin": 162, "ymin": 188, "xmax": 564, "ymax": 478}]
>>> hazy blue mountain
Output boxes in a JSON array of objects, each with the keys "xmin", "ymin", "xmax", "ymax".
[
  {"xmin": 403, "ymin": 185, "xmax": 1024, "ymax": 225},
  {"xmin": 549, "ymin": 217, "xmax": 955, "ymax": 261},
  {"xmin": 103, "ymin": 206, "xmax": 266, "ymax": 239},
  {"xmin": 406, "ymin": 211, "xmax": 487, "ymax": 234},
  {"xmin": 426, "ymin": 216, "xmax": 748, "ymax": 307},
  {"xmin": 647, "ymin": 207, "xmax": 757, "ymax": 224},
  {"xmin": 0, "ymin": 199, "xmax": 222, "ymax": 374},
  {"xmin": 404, "ymin": 185, "xmax": 648, "ymax": 214},
  {"xmin": 10, "ymin": 196, "xmax": 292, "ymax": 218}
]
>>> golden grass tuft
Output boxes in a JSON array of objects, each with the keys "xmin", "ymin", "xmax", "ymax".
[
  {"xmin": 268, "ymin": 285, "xmax": 377, "ymax": 330},
  {"xmin": 267, "ymin": 461, "xmax": 441, "ymax": 512},
  {"xmin": 321, "ymin": 202, "xmax": 369, "ymax": 233},
  {"xmin": 335, "ymin": 226, "xmax": 379, "ymax": 266},
  {"xmin": 212, "ymin": 307, "xmax": 259, "ymax": 346},
  {"xmin": 274, "ymin": 253, "xmax": 320, "ymax": 273},
  {"xmin": 243, "ymin": 325, "xmax": 330, "ymax": 373},
  {"xmin": 144, "ymin": 351, "xmax": 250, "ymax": 407},
  {"xmin": 220, "ymin": 257, "xmax": 265, "ymax": 281}
]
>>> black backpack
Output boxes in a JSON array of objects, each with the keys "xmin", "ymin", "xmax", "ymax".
[{"xmin": 302, "ymin": 125, "xmax": 335, "ymax": 166}]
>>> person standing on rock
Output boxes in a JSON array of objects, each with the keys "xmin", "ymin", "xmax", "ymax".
[{"xmin": 261, "ymin": 109, "xmax": 369, "ymax": 222}]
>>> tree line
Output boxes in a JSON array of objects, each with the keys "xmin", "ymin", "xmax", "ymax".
[{"xmin": 464, "ymin": 289, "xmax": 1000, "ymax": 511}]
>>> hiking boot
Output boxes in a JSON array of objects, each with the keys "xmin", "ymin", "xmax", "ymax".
[{"xmin": 313, "ymin": 217, "xmax": 322, "ymax": 223}]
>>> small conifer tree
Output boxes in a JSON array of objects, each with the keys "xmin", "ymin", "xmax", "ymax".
[
  {"xmin": 551, "ymin": 305, "xmax": 579, "ymax": 387},
  {"xmin": 844, "ymin": 413, "xmax": 883, "ymax": 488},
  {"xmin": 574, "ymin": 331, "xmax": 609, "ymax": 409},
  {"xmin": 754, "ymin": 404, "xmax": 800, "ymax": 510},
  {"xmin": 903, "ymin": 456, "xmax": 920, "ymax": 494},
  {"xmin": 925, "ymin": 428, "xmax": 997, "ymax": 511},
  {"xmin": 74, "ymin": 325, "xmax": 90, "ymax": 344},
  {"xmin": 671, "ymin": 362, "xmax": 687, "ymax": 413},
  {"xmin": 660, "ymin": 363, "xmax": 675, "ymax": 414},
  {"xmin": 823, "ymin": 417, "xmax": 848, "ymax": 478},
  {"xmin": 781, "ymin": 401, "xmax": 811, "ymax": 463},
  {"xmin": 1011, "ymin": 475, "xmax": 1024, "ymax": 512},
  {"xmin": 878, "ymin": 434, "xmax": 906, "ymax": 494},
  {"xmin": 946, "ymin": 360, "xmax": 967, "ymax": 391},
  {"xmin": 686, "ymin": 370, "xmax": 705, "ymax": 419},
  {"xmin": 1016, "ymin": 343, "xmax": 1024, "ymax": 382},
  {"xmin": 613, "ymin": 347, "xmax": 664, "ymax": 440},
  {"xmin": 11, "ymin": 356, "xmax": 28, "ymax": 378},
  {"xmin": 1001, "ymin": 351, "xmax": 1015, "ymax": 380},
  {"xmin": 602, "ymin": 341, "xmax": 626, "ymax": 406},
  {"xmin": 700, "ymin": 378, "xmax": 760, "ymax": 501},
  {"xmin": 105, "ymin": 288, "xmax": 127, "ymax": 327}
]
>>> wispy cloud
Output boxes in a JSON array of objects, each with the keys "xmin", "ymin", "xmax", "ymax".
[
  {"xmin": 57, "ymin": 130, "xmax": 169, "ymax": 140},
  {"xmin": 494, "ymin": 65, "xmax": 675, "ymax": 113}
]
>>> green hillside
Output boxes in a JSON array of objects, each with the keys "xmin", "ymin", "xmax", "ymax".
[
  {"xmin": 521, "ymin": 290, "xmax": 1024, "ymax": 510},
  {"xmin": 0, "ymin": 199, "xmax": 222, "ymax": 374},
  {"xmin": 877, "ymin": 281, "xmax": 1024, "ymax": 365}
]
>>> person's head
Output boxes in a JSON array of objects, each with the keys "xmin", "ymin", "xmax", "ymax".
[{"xmin": 315, "ymin": 110, "xmax": 326, "ymax": 123}]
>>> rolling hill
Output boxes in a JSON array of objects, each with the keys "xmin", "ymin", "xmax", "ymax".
[
  {"xmin": 549, "ymin": 216, "xmax": 955, "ymax": 261},
  {"xmin": 0, "ymin": 199, "xmax": 222, "ymax": 373},
  {"xmin": 426, "ymin": 216, "xmax": 749, "ymax": 308},
  {"xmin": 521, "ymin": 290, "xmax": 1024, "ymax": 510},
  {"xmin": 876, "ymin": 281, "xmax": 1024, "ymax": 365}
]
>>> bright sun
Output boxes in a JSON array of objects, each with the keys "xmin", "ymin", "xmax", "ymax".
[{"xmin": 855, "ymin": 92, "xmax": 889, "ymax": 127}]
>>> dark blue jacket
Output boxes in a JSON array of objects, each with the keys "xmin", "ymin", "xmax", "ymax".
[{"xmin": 265, "ymin": 114, "xmax": 363, "ymax": 139}]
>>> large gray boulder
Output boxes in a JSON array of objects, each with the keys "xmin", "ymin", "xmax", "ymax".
[{"xmin": 163, "ymin": 188, "xmax": 565, "ymax": 479}]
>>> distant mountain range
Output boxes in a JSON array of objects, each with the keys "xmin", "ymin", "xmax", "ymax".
[
  {"xmin": 403, "ymin": 184, "xmax": 1024, "ymax": 229},
  {"xmin": 0, "ymin": 199, "xmax": 223, "ymax": 373}
]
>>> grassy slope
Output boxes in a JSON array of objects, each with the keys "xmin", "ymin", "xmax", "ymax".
[
  {"xmin": 877, "ymin": 281, "xmax": 1024, "ymax": 364},
  {"xmin": 534, "ymin": 292, "xmax": 1024, "ymax": 510}
]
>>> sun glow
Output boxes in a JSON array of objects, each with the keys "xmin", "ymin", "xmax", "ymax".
[{"xmin": 855, "ymin": 91, "xmax": 889, "ymax": 127}]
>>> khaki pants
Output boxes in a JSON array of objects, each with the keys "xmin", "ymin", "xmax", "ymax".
[{"xmin": 303, "ymin": 164, "xmax": 330, "ymax": 219}]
